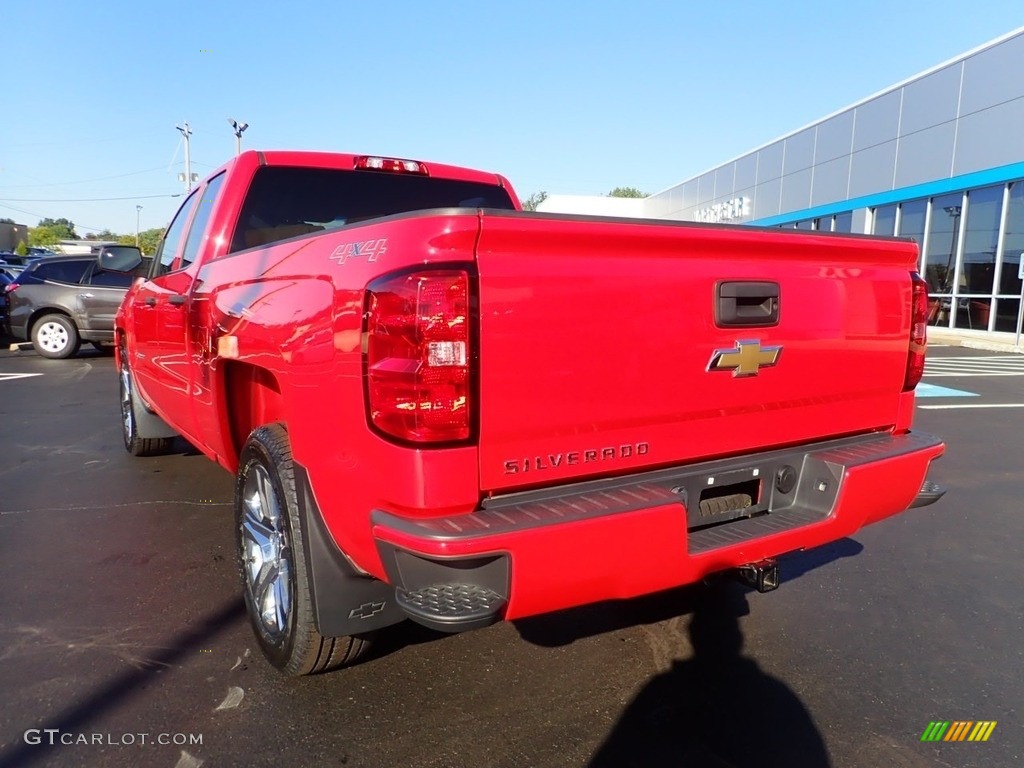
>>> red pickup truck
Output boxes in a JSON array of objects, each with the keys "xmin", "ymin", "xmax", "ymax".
[{"xmin": 114, "ymin": 150, "xmax": 945, "ymax": 676}]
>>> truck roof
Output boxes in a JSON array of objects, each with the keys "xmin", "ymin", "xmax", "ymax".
[{"xmin": 211, "ymin": 150, "xmax": 509, "ymax": 189}]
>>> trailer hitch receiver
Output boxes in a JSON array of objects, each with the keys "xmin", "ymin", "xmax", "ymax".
[{"xmin": 734, "ymin": 559, "xmax": 780, "ymax": 593}]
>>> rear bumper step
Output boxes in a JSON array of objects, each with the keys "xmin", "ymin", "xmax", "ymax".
[
  {"xmin": 395, "ymin": 584, "xmax": 507, "ymax": 633},
  {"xmin": 910, "ymin": 479, "xmax": 946, "ymax": 508},
  {"xmin": 372, "ymin": 431, "xmax": 945, "ymax": 623}
]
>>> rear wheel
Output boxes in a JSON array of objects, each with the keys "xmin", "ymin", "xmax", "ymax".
[
  {"xmin": 119, "ymin": 348, "xmax": 174, "ymax": 456},
  {"xmin": 236, "ymin": 424, "xmax": 370, "ymax": 675},
  {"xmin": 32, "ymin": 314, "xmax": 80, "ymax": 359}
]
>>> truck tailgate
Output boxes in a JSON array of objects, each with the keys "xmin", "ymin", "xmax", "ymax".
[{"xmin": 474, "ymin": 212, "xmax": 918, "ymax": 493}]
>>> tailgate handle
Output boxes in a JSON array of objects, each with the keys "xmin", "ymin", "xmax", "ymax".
[{"xmin": 716, "ymin": 281, "xmax": 780, "ymax": 327}]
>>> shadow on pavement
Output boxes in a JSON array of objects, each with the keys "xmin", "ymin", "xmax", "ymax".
[
  {"xmin": 589, "ymin": 579, "xmax": 831, "ymax": 768},
  {"xmin": 516, "ymin": 538, "xmax": 863, "ymax": 649},
  {"xmin": 0, "ymin": 598, "xmax": 246, "ymax": 768},
  {"xmin": 777, "ymin": 537, "xmax": 863, "ymax": 581}
]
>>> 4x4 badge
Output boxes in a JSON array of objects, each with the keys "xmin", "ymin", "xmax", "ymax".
[{"xmin": 708, "ymin": 340, "xmax": 782, "ymax": 377}]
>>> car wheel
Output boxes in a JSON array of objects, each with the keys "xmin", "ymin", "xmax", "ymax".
[
  {"xmin": 236, "ymin": 423, "xmax": 371, "ymax": 676},
  {"xmin": 119, "ymin": 350, "xmax": 175, "ymax": 456},
  {"xmin": 32, "ymin": 314, "xmax": 80, "ymax": 359}
]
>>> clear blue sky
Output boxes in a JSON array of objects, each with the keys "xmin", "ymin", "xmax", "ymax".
[{"xmin": 3, "ymin": 0, "xmax": 1022, "ymax": 236}]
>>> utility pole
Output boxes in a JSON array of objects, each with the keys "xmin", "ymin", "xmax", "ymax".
[
  {"xmin": 176, "ymin": 122, "xmax": 194, "ymax": 191},
  {"xmin": 228, "ymin": 118, "xmax": 248, "ymax": 155},
  {"xmin": 135, "ymin": 205, "xmax": 142, "ymax": 247}
]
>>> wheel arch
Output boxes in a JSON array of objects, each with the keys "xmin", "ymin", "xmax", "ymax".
[
  {"xmin": 29, "ymin": 306, "xmax": 75, "ymax": 335},
  {"xmin": 222, "ymin": 361, "xmax": 286, "ymax": 471}
]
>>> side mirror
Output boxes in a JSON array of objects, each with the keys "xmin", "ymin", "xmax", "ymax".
[{"xmin": 97, "ymin": 246, "xmax": 143, "ymax": 273}]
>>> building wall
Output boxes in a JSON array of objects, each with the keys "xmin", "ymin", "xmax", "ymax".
[
  {"xmin": 646, "ymin": 28, "xmax": 1024, "ymax": 229},
  {"xmin": 0, "ymin": 223, "xmax": 29, "ymax": 251}
]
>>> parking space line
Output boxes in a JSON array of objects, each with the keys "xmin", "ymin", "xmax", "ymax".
[
  {"xmin": 0, "ymin": 373, "xmax": 43, "ymax": 382},
  {"xmin": 919, "ymin": 403, "xmax": 1024, "ymax": 409},
  {"xmin": 916, "ymin": 383, "xmax": 977, "ymax": 398}
]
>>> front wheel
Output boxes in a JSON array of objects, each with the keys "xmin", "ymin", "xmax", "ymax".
[
  {"xmin": 236, "ymin": 424, "xmax": 370, "ymax": 675},
  {"xmin": 32, "ymin": 314, "xmax": 80, "ymax": 359}
]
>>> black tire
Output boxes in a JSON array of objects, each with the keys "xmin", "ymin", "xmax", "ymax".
[
  {"xmin": 236, "ymin": 424, "xmax": 370, "ymax": 675},
  {"xmin": 32, "ymin": 314, "xmax": 80, "ymax": 359},
  {"xmin": 119, "ymin": 349, "xmax": 175, "ymax": 456}
]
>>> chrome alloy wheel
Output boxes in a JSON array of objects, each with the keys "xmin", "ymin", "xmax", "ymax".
[
  {"xmin": 241, "ymin": 464, "xmax": 293, "ymax": 640},
  {"xmin": 119, "ymin": 366, "xmax": 134, "ymax": 446},
  {"xmin": 36, "ymin": 321, "xmax": 70, "ymax": 354}
]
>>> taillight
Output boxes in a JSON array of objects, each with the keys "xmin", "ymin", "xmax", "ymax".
[
  {"xmin": 364, "ymin": 268, "xmax": 472, "ymax": 443},
  {"xmin": 4, "ymin": 283, "xmax": 17, "ymax": 293},
  {"xmin": 354, "ymin": 156, "xmax": 429, "ymax": 175},
  {"xmin": 904, "ymin": 272, "xmax": 928, "ymax": 391}
]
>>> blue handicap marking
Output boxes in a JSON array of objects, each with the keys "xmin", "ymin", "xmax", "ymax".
[{"xmin": 917, "ymin": 382, "xmax": 978, "ymax": 398}]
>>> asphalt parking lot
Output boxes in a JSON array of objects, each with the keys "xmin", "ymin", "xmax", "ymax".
[{"xmin": 0, "ymin": 338, "xmax": 1021, "ymax": 768}]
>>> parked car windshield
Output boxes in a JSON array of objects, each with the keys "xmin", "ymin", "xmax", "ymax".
[{"xmin": 229, "ymin": 166, "xmax": 516, "ymax": 253}]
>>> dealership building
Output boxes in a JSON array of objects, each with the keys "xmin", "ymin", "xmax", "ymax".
[{"xmin": 541, "ymin": 27, "xmax": 1024, "ymax": 341}]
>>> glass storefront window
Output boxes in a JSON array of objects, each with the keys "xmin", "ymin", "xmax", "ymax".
[
  {"xmin": 815, "ymin": 216, "xmax": 832, "ymax": 232},
  {"xmin": 898, "ymin": 199, "xmax": 927, "ymax": 247},
  {"xmin": 924, "ymin": 192, "xmax": 964, "ymax": 294},
  {"xmin": 993, "ymin": 298, "xmax": 1020, "ymax": 334},
  {"xmin": 873, "ymin": 205, "xmax": 896, "ymax": 236},
  {"xmin": 1000, "ymin": 182, "xmax": 1024, "ymax": 296},
  {"xmin": 961, "ymin": 185, "xmax": 1002, "ymax": 296},
  {"xmin": 834, "ymin": 212, "xmax": 852, "ymax": 233},
  {"xmin": 954, "ymin": 298, "xmax": 992, "ymax": 330}
]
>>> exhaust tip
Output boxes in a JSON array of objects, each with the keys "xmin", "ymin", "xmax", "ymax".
[{"xmin": 733, "ymin": 559, "xmax": 780, "ymax": 593}]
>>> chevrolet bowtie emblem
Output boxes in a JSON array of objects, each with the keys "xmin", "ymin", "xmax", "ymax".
[{"xmin": 708, "ymin": 340, "xmax": 782, "ymax": 377}]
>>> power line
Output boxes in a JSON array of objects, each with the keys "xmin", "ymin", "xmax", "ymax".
[
  {"xmin": 0, "ymin": 202, "xmax": 109, "ymax": 234},
  {"xmin": 0, "ymin": 193, "xmax": 182, "ymax": 203},
  {"xmin": 0, "ymin": 166, "xmax": 171, "ymax": 189}
]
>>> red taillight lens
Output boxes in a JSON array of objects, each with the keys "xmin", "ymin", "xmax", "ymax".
[
  {"xmin": 3, "ymin": 283, "xmax": 16, "ymax": 293},
  {"xmin": 365, "ymin": 269, "xmax": 472, "ymax": 443},
  {"xmin": 904, "ymin": 272, "xmax": 929, "ymax": 391},
  {"xmin": 354, "ymin": 156, "xmax": 429, "ymax": 175}
]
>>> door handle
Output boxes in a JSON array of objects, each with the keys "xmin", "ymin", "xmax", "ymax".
[
  {"xmin": 716, "ymin": 281, "xmax": 780, "ymax": 327},
  {"xmin": 79, "ymin": 293, "xmax": 94, "ymax": 299},
  {"xmin": 144, "ymin": 297, "xmax": 156, "ymax": 307},
  {"xmin": 168, "ymin": 295, "xmax": 186, "ymax": 306}
]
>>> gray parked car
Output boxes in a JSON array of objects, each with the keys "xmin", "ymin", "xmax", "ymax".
[{"xmin": 5, "ymin": 249, "xmax": 143, "ymax": 359}]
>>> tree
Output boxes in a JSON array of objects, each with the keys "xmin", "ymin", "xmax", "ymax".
[
  {"xmin": 117, "ymin": 228, "xmax": 164, "ymax": 256},
  {"xmin": 29, "ymin": 226, "xmax": 62, "ymax": 247},
  {"xmin": 521, "ymin": 191, "xmax": 548, "ymax": 211},
  {"xmin": 14, "ymin": 241, "xmax": 27, "ymax": 256},
  {"xmin": 608, "ymin": 187, "xmax": 647, "ymax": 199},
  {"xmin": 30, "ymin": 217, "xmax": 77, "ymax": 245},
  {"xmin": 0, "ymin": 217, "xmax": 15, "ymax": 224},
  {"xmin": 37, "ymin": 218, "xmax": 78, "ymax": 238}
]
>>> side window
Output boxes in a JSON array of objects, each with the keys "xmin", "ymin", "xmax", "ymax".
[
  {"xmin": 34, "ymin": 260, "xmax": 91, "ymax": 284},
  {"xmin": 88, "ymin": 269, "xmax": 134, "ymax": 288},
  {"xmin": 150, "ymin": 189, "xmax": 201, "ymax": 279},
  {"xmin": 181, "ymin": 173, "xmax": 226, "ymax": 267}
]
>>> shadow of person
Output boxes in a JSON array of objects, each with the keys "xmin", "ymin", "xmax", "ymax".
[{"xmin": 589, "ymin": 579, "xmax": 831, "ymax": 768}]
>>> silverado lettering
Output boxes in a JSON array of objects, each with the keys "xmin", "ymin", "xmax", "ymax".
[
  {"xmin": 503, "ymin": 442, "xmax": 651, "ymax": 474},
  {"xmin": 114, "ymin": 149, "xmax": 945, "ymax": 677}
]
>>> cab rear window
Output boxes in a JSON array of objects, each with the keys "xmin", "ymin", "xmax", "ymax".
[{"xmin": 229, "ymin": 166, "xmax": 515, "ymax": 253}]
